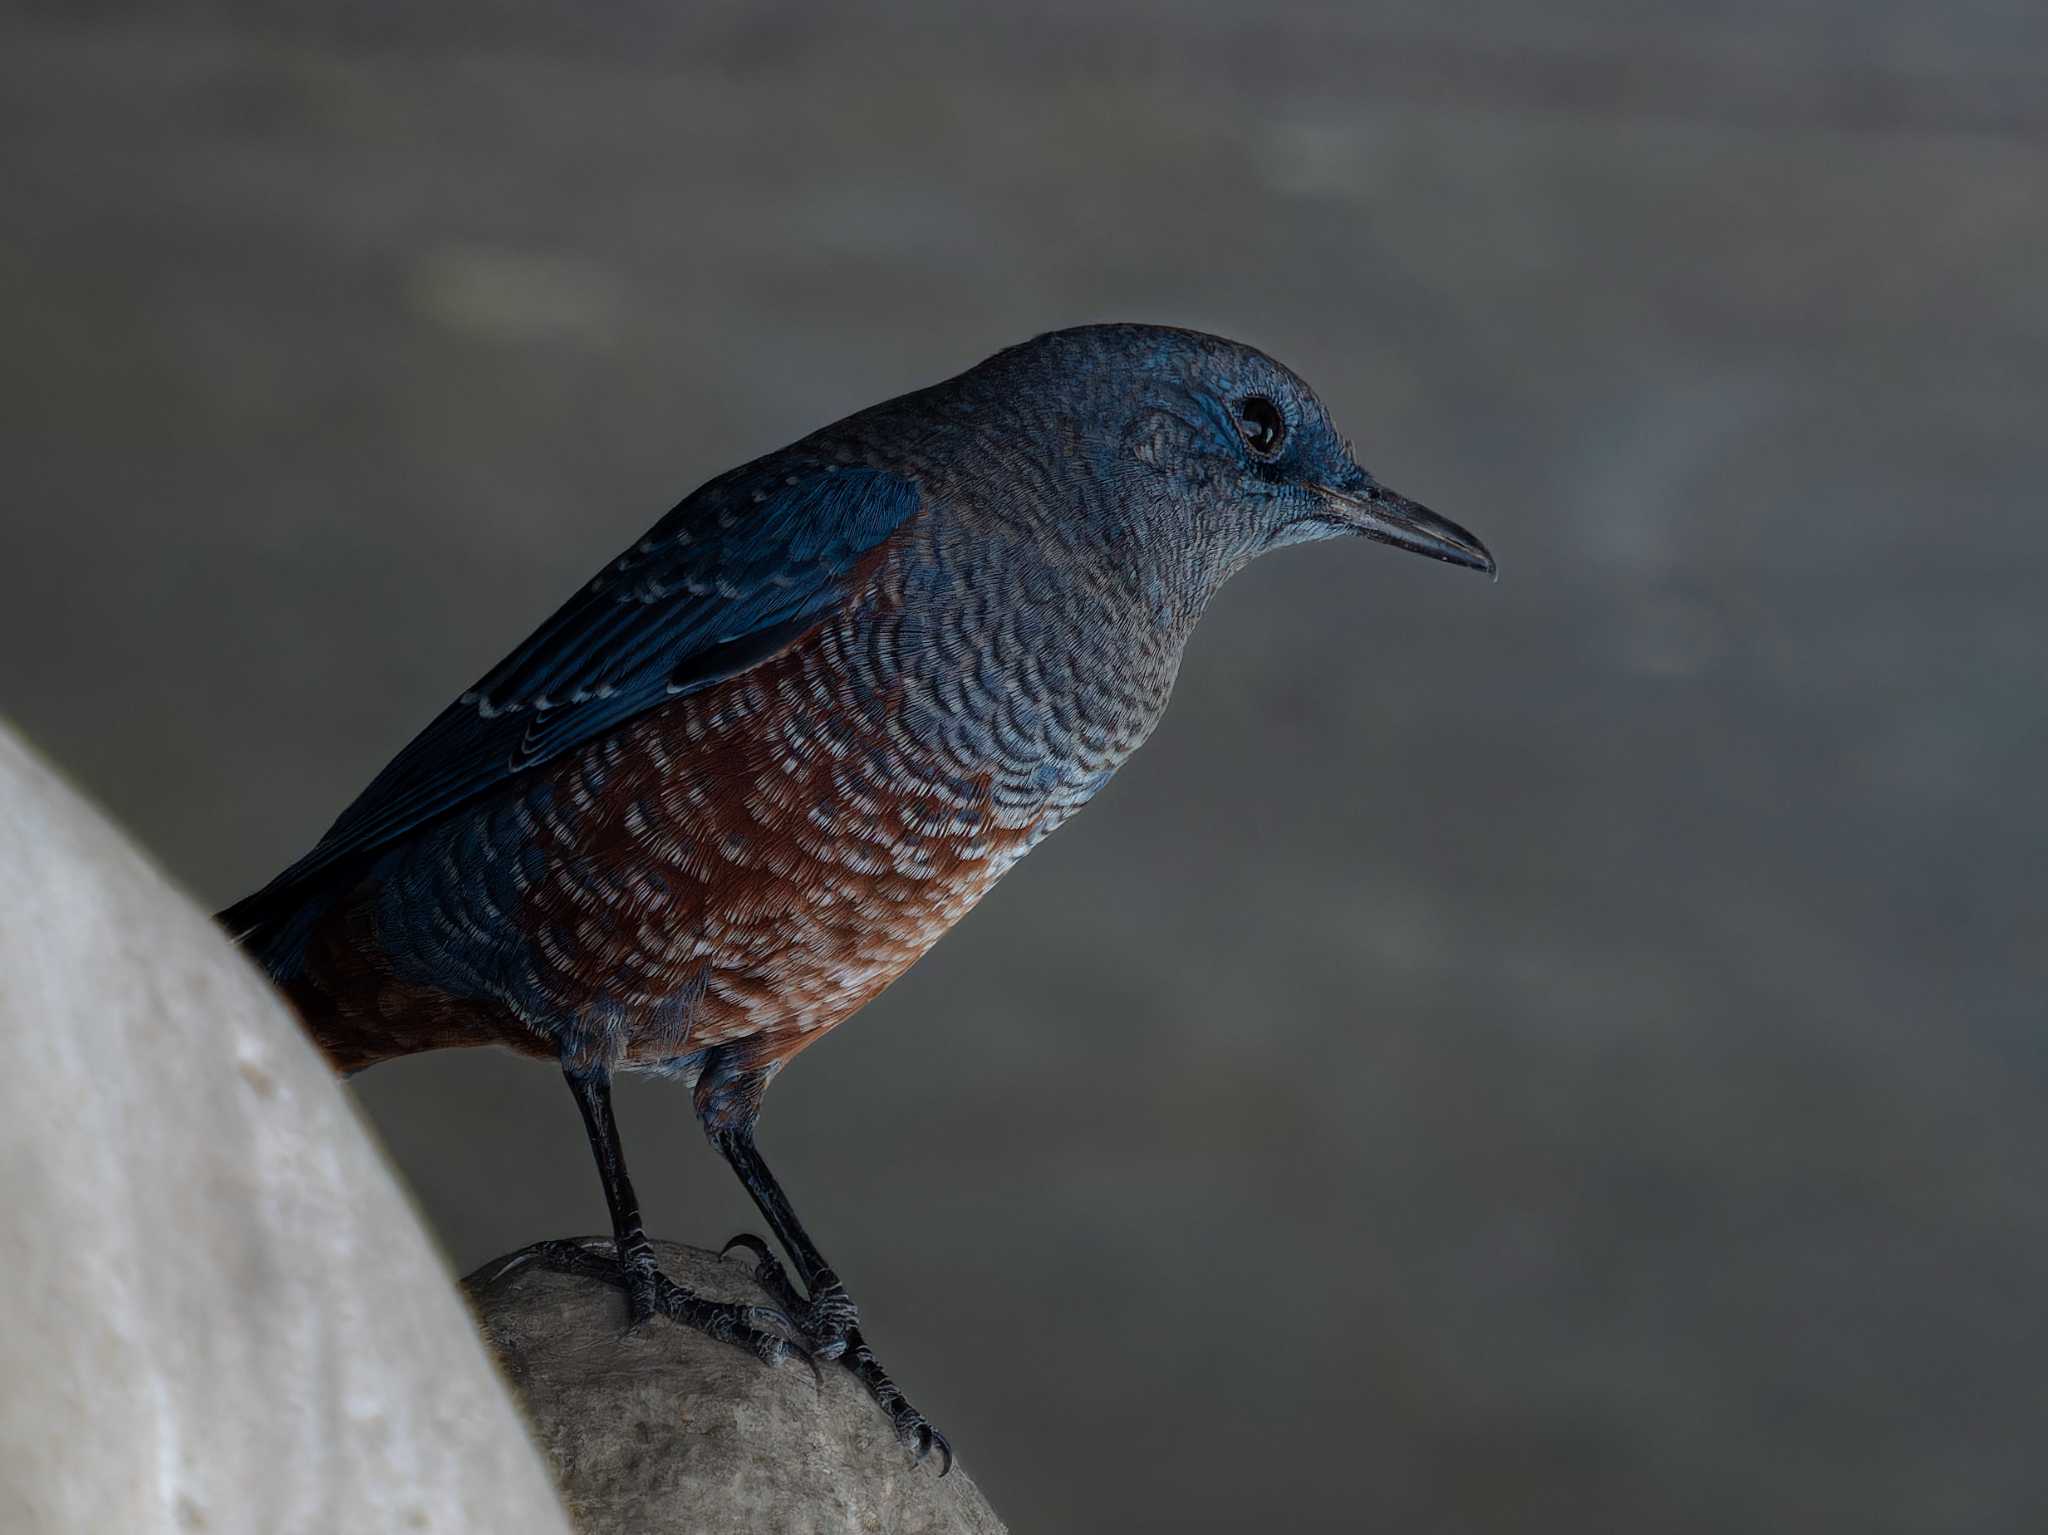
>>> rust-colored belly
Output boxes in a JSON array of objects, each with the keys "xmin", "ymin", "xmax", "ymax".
[{"xmin": 290, "ymin": 630, "xmax": 1047, "ymax": 1075}]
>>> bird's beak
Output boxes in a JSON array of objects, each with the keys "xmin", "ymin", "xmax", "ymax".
[{"xmin": 1311, "ymin": 482, "xmax": 1497, "ymax": 579}]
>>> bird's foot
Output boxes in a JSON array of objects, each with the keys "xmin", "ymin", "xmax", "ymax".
[
  {"xmin": 844, "ymin": 1330, "xmax": 952, "ymax": 1473},
  {"xmin": 533, "ymin": 1238, "xmax": 807, "ymax": 1369},
  {"xmin": 720, "ymin": 1232, "xmax": 951, "ymax": 1473},
  {"xmin": 719, "ymin": 1234, "xmax": 860, "ymax": 1356}
]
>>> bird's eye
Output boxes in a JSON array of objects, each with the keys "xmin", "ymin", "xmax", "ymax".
[{"xmin": 1235, "ymin": 396, "xmax": 1286, "ymax": 457}]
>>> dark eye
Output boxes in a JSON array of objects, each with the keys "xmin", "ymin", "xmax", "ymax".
[{"xmin": 1235, "ymin": 395, "xmax": 1286, "ymax": 457}]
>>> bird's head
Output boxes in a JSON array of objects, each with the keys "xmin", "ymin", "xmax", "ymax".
[{"xmin": 983, "ymin": 324, "xmax": 1495, "ymax": 583}]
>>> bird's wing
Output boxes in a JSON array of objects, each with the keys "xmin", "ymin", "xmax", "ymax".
[{"xmin": 227, "ymin": 458, "xmax": 920, "ymax": 919}]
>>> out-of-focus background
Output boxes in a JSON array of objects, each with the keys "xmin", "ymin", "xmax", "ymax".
[{"xmin": 5, "ymin": 4, "xmax": 2044, "ymax": 1529}]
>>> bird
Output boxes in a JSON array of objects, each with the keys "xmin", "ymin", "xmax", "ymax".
[{"xmin": 219, "ymin": 323, "xmax": 1494, "ymax": 1469}]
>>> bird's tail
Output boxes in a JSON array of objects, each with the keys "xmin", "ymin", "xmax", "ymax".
[
  {"xmin": 216, "ymin": 863, "xmax": 355, "ymax": 986},
  {"xmin": 219, "ymin": 870, "xmax": 405, "ymax": 1077}
]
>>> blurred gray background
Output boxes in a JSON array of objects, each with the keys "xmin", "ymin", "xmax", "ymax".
[{"xmin": 5, "ymin": 3, "xmax": 2045, "ymax": 1530}]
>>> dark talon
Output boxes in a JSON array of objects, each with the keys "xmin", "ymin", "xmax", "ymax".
[
  {"xmin": 719, "ymin": 1230, "xmax": 809, "ymax": 1324},
  {"xmin": 719, "ymin": 1231, "xmax": 776, "ymax": 1265},
  {"xmin": 535, "ymin": 1236, "xmax": 630, "ymax": 1289},
  {"xmin": 890, "ymin": 1407, "xmax": 951, "ymax": 1474},
  {"xmin": 720, "ymin": 1231, "xmax": 797, "ymax": 1299},
  {"xmin": 739, "ymin": 1301, "xmax": 822, "ymax": 1383}
]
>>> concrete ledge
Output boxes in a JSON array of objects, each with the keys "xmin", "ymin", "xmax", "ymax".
[{"xmin": 0, "ymin": 725, "xmax": 572, "ymax": 1535}]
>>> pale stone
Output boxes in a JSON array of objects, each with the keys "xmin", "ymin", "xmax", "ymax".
[{"xmin": 0, "ymin": 725, "xmax": 573, "ymax": 1535}]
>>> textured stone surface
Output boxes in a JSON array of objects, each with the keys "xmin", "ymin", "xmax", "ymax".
[
  {"xmin": 0, "ymin": 724, "xmax": 572, "ymax": 1535},
  {"xmin": 466, "ymin": 1240, "xmax": 1005, "ymax": 1535}
]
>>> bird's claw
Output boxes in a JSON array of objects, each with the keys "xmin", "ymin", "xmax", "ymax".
[
  {"xmin": 720, "ymin": 1231, "xmax": 789, "ymax": 1289},
  {"xmin": 718, "ymin": 1234, "xmax": 946, "ymax": 1468},
  {"xmin": 844, "ymin": 1331, "xmax": 951, "ymax": 1474},
  {"xmin": 533, "ymin": 1237, "xmax": 809, "ymax": 1371},
  {"xmin": 719, "ymin": 1233, "xmax": 860, "ymax": 1359},
  {"xmin": 907, "ymin": 1418, "xmax": 953, "ymax": 1476}
]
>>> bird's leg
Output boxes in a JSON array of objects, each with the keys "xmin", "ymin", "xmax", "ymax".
[
  {"xmin": 562, "ymin": 1063, "xmax": 656, "ymax": 1310},
  {"xmin": 711, "ymin": 1129, "xmax": 861, "ymax": 1350},
  {"xmin": 707, "ymin": 1113, "xmax": 951, "ymax": 1472},
  {"xmin": 540, "ymin": 1062, "xmax": 801, "ymax": 1367}
]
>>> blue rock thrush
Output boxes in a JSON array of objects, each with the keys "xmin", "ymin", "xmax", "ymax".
[{"xmin": 220, "ymin": 324, "xmax": 1494, "ymax": 1467}]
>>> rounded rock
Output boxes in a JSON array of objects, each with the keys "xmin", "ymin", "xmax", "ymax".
[{"xmin": 465, "ymin": 1239, "xmax": 1006, "ymax": 1535}]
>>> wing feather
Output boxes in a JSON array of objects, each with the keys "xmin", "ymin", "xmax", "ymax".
[{"xmin": 220, "ymin": 457, "xmax": 919, "ymax": 935}]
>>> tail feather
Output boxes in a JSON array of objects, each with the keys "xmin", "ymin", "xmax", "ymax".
[{"xmin": 216, "ymin": 860, "xmax": 362, "ymax": 983}]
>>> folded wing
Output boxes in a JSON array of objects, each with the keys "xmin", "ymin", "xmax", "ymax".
[{"xmin": 222, "ymin": 458, "xmax": 921, "ymax": 935}]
